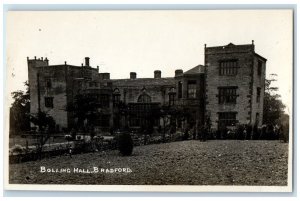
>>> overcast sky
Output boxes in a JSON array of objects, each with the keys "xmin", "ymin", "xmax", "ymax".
[{"xmin": 6, "ymin": 10, "xmax": 293, "ymax": 114}]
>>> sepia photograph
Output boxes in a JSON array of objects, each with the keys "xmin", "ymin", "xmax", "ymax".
[{"xmin": 4, "ymin": 9, "xmax": 293, "ymax": 192}]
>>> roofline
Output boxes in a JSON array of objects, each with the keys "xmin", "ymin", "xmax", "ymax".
[
  {"xmin": 183, "ymin": 65, "xmax": 206, "ymax": 75},
  {"xmin": 254, "ymin": 53, "xmax": 267, "ymax": 61},
  {"xmin": 34, "ymin": 64, "xmax": 99, "ymax": 70},
  {"xmin": 111, "ymin": 77, "xmax": 175, "ymax": 81},
  {"xmin": 183, "ymin": 73, "xmax": 205, "ymax": 76},
  {"xmin": 205, "ymin": 43, "xmax": 253, "ymax": 49}
]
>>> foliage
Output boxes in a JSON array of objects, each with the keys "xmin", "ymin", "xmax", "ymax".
[
  {"xmin": 11, "ymin": 144, "xmax": 26, "ymax": 154},
  {"xmin": 67, "ymin": 93, "xmax": 100, "ymax": 131},
  {"xmin": 29, "ymin": 110, "xmax": 56, "ymax": 159},
  {"xmin": 118, "ymin": 132, "xmax": 134, "ymax": 156},
  {"xmin": 263, "ymin": 74, "xmax": 286, "ymax": 125},
  {"xmin": 281, "ymin": 123, "xmax": 289, "ymax": 143},
  {"xmin": 30, "ymin": 111, "xmax": 56, "ymax": 133},
  {"xmin": 10, "ymin": 81, "xmax": 31, "ymax": 133}
]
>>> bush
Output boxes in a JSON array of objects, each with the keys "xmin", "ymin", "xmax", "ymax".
[
  {"xmin": 11, "ymin": 144, "xmax": 26, "ymax": 154},
  {"xmin": 235, "ymin": 125, "xmax": 244, "ymax": 140},
  {"xmin": 279, "ymin": 124, "xmax": 289, "ymax": 143},
  {"xmin": 118, "ymin": 132, "xmax": 134, "ymax": 156},
  {"xmin": 252, "ymin": 125, "xmax": 260, "ymax": 140},
  {"xmin": 245, "ymin": 124, "xmax": 252, "ymax": 140},
  {"xmin": 182, "ymin": 131, "xmax": 189, "ymax": 140}
]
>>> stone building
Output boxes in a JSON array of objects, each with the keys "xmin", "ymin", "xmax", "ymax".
[
  {"xmin": 27, "ymin": 57, "xmax": 110, "ymax": 131},
  {"xmin": 205, "ymin": 41, "xmax": 266, "ymax": 130},
  {"xmin": 27, "ymin": 41, "xmax": 266, "ymax": 133}
]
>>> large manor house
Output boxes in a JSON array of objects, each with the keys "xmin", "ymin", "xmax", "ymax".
[{"xmin": 27, "ymin": 41, "xmax": 266, "ymax": 133}]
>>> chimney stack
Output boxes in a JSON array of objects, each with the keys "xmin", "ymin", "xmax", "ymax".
[
  {"xmin": 175, "ymin": 69, "xmax": 183, "ymax": 77},
  {"xmin": 154, "ymin": 70, "xmax": 161, "ymax": 78},
  {"xmin": 101, "ymin": 73, "xmax": 110, "ymax": 80},
  {"xmin": 85, "ymin": 57, "xmax": 90, "ymax": 67},
  {"xmin": 44, "ymin": 57, "xmax": 49, "ymax": 65},
  {"xmin": 130, "ymin": 72, "xmax": 136, "ymax": 79}
]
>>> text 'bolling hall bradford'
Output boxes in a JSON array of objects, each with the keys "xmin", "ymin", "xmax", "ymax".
[{"xmin": 27, "ymin": 42, "xmax": 266, "ymax": 133}]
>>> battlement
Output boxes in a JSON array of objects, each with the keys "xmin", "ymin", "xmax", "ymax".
[
  {"xmin": 27, "ymin": 56, "xmax": 49, "ymax": 62},
  {"xmin": 205, "ymin": 41, "xmax": 255, "ymax": 55},
  {"xmin": 27, "ymin": 56, "xmax": 49, "ymax": 67}
]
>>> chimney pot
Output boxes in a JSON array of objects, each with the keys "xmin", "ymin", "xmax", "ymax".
[
  {"xmin": 154, "ymin": 70, "xmax": 161, "ymax": 78},
  {"xmin": 175, "ymin": 69, "xmax": 183, "ymax": 77},
  {"xmin": 130, "ymin": 72, "xmax": 137, "ymax": 79},
  {"xmin": 85, "ymin": 57, "xmax": 90, "ymax": 67}
]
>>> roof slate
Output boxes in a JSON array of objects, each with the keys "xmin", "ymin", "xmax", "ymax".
[
  {"xmin": 111, "ymin": 77, "xmax": 176, "ymax": 87},
  {"xmin": 183, "ymin": 65, "xmax": 205, "ymax": 75}
]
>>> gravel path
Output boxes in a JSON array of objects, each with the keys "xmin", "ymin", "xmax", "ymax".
[{"xmin": 9, "ymin": 140, "xmax": 288, "ymax": 185}]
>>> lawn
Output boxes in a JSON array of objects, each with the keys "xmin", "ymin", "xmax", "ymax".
[{"xmin": 9, "ymin": 140, "xmax": 288, "ymax": 185}]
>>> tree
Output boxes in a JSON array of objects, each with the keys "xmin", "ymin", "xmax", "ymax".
[
  {"xmin": 29, "ymin": 110, "xmax": 56, "ymax": 159},
  {"xmin": 263, "ymin": 74, "xmax": 286, "ymax": 125},
  {"xmin": 67, "ymin": 93, "xmax": 100, "ymax": 132},
  {"xmin": 10, "ymin": 81, "xmax": 30, "ymax": 134},
  {"xmin": 30, "ymin": 111, "xmax": 56, "ymax": 133}
]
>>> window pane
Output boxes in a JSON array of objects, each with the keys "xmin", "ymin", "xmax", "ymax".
[
  {"xmin": 45, "ymin": 97, "xmax": 53, "ymax": 108},
  {"xmin": 219, "ymin": 60, "xmax": 238, "ymax": 75},
  {"xmin": 187, "ymin": 81, "xmax": 197, "ymax": 98},
  {"xmin": 219, "ymin": 112, "xmax": 237, "ymax": 127},
  {"xmin": 138, "ymin": 94, "xmax": 151, "ymax": 103},
  {"xmin": 258, "ymin": 60, "xmax": 262, "ymax": 75},
  {"xmin": 256, "ymin": 87, "xmax": 261, "ymax": 103},
  {"xmin": 218, "ymin": 87, "xmax": 237, "ymax": 104}
]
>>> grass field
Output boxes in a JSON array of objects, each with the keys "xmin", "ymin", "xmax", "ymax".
[{"xmin": 9, "ymin": 140, "xmax": 288, "ymax": 185}]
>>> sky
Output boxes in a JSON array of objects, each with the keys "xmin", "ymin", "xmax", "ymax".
[{"xmin": 6, "ymin": 10, "xmax": 293, "ymax": 114}]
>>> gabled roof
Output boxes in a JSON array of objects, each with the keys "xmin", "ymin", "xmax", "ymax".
[
  {"xmin": 255, "ymin": 53, "xmax": 267, "ymax": 61},
  {"xmin": 183, "ymin": 65, "xmax": 205, "ymax": 75},
  {"xmin": 111, "ymin": 77, "xmax": 176, "ymax": 87}
]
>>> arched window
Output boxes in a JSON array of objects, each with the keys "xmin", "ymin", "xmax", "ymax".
[
  {"xmin": 178, "ymin": 81, "xmax": 182, "ymax": 98},
  {"xmin": 113, "ymin": 88, "xmax": 121, "ymax": 106},
  {"xmin": 169, "ymin": 87, "xmax": 176, "ymax": 93},
  {"xmin": 113, "ymin": 88, "xmax": 120, "ymax": 94},
  {"xmin": 137, "ymin": 94, "xmax": 151, "ymax": 103},
  {"xmin": 168, "ymin": 87, "xmax": 176, "ymax": 106}
]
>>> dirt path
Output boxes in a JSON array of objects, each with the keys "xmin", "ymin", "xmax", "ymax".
[{"xmin": 9, "ymin": 140, "xmax": 288, "ymax": 185}]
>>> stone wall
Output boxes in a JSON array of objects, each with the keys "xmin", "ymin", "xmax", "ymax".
[
  {"xmin": 28, "ymin": 58, "xmax": 101, "ymax": 130},
  {"xmin": 205, "ymin": 44, "xmax": 255, "ymax": 129},
  {"xmin": 112, "ymin": 78, "xmax": 176, "ymax": 105},
  {"xmin": 251, "ymin": 55, "xmax": 266, "ymax": 125},
  {"xmin": 27, "ymin": 58, "xmax": 49, "ymax": 116}
]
